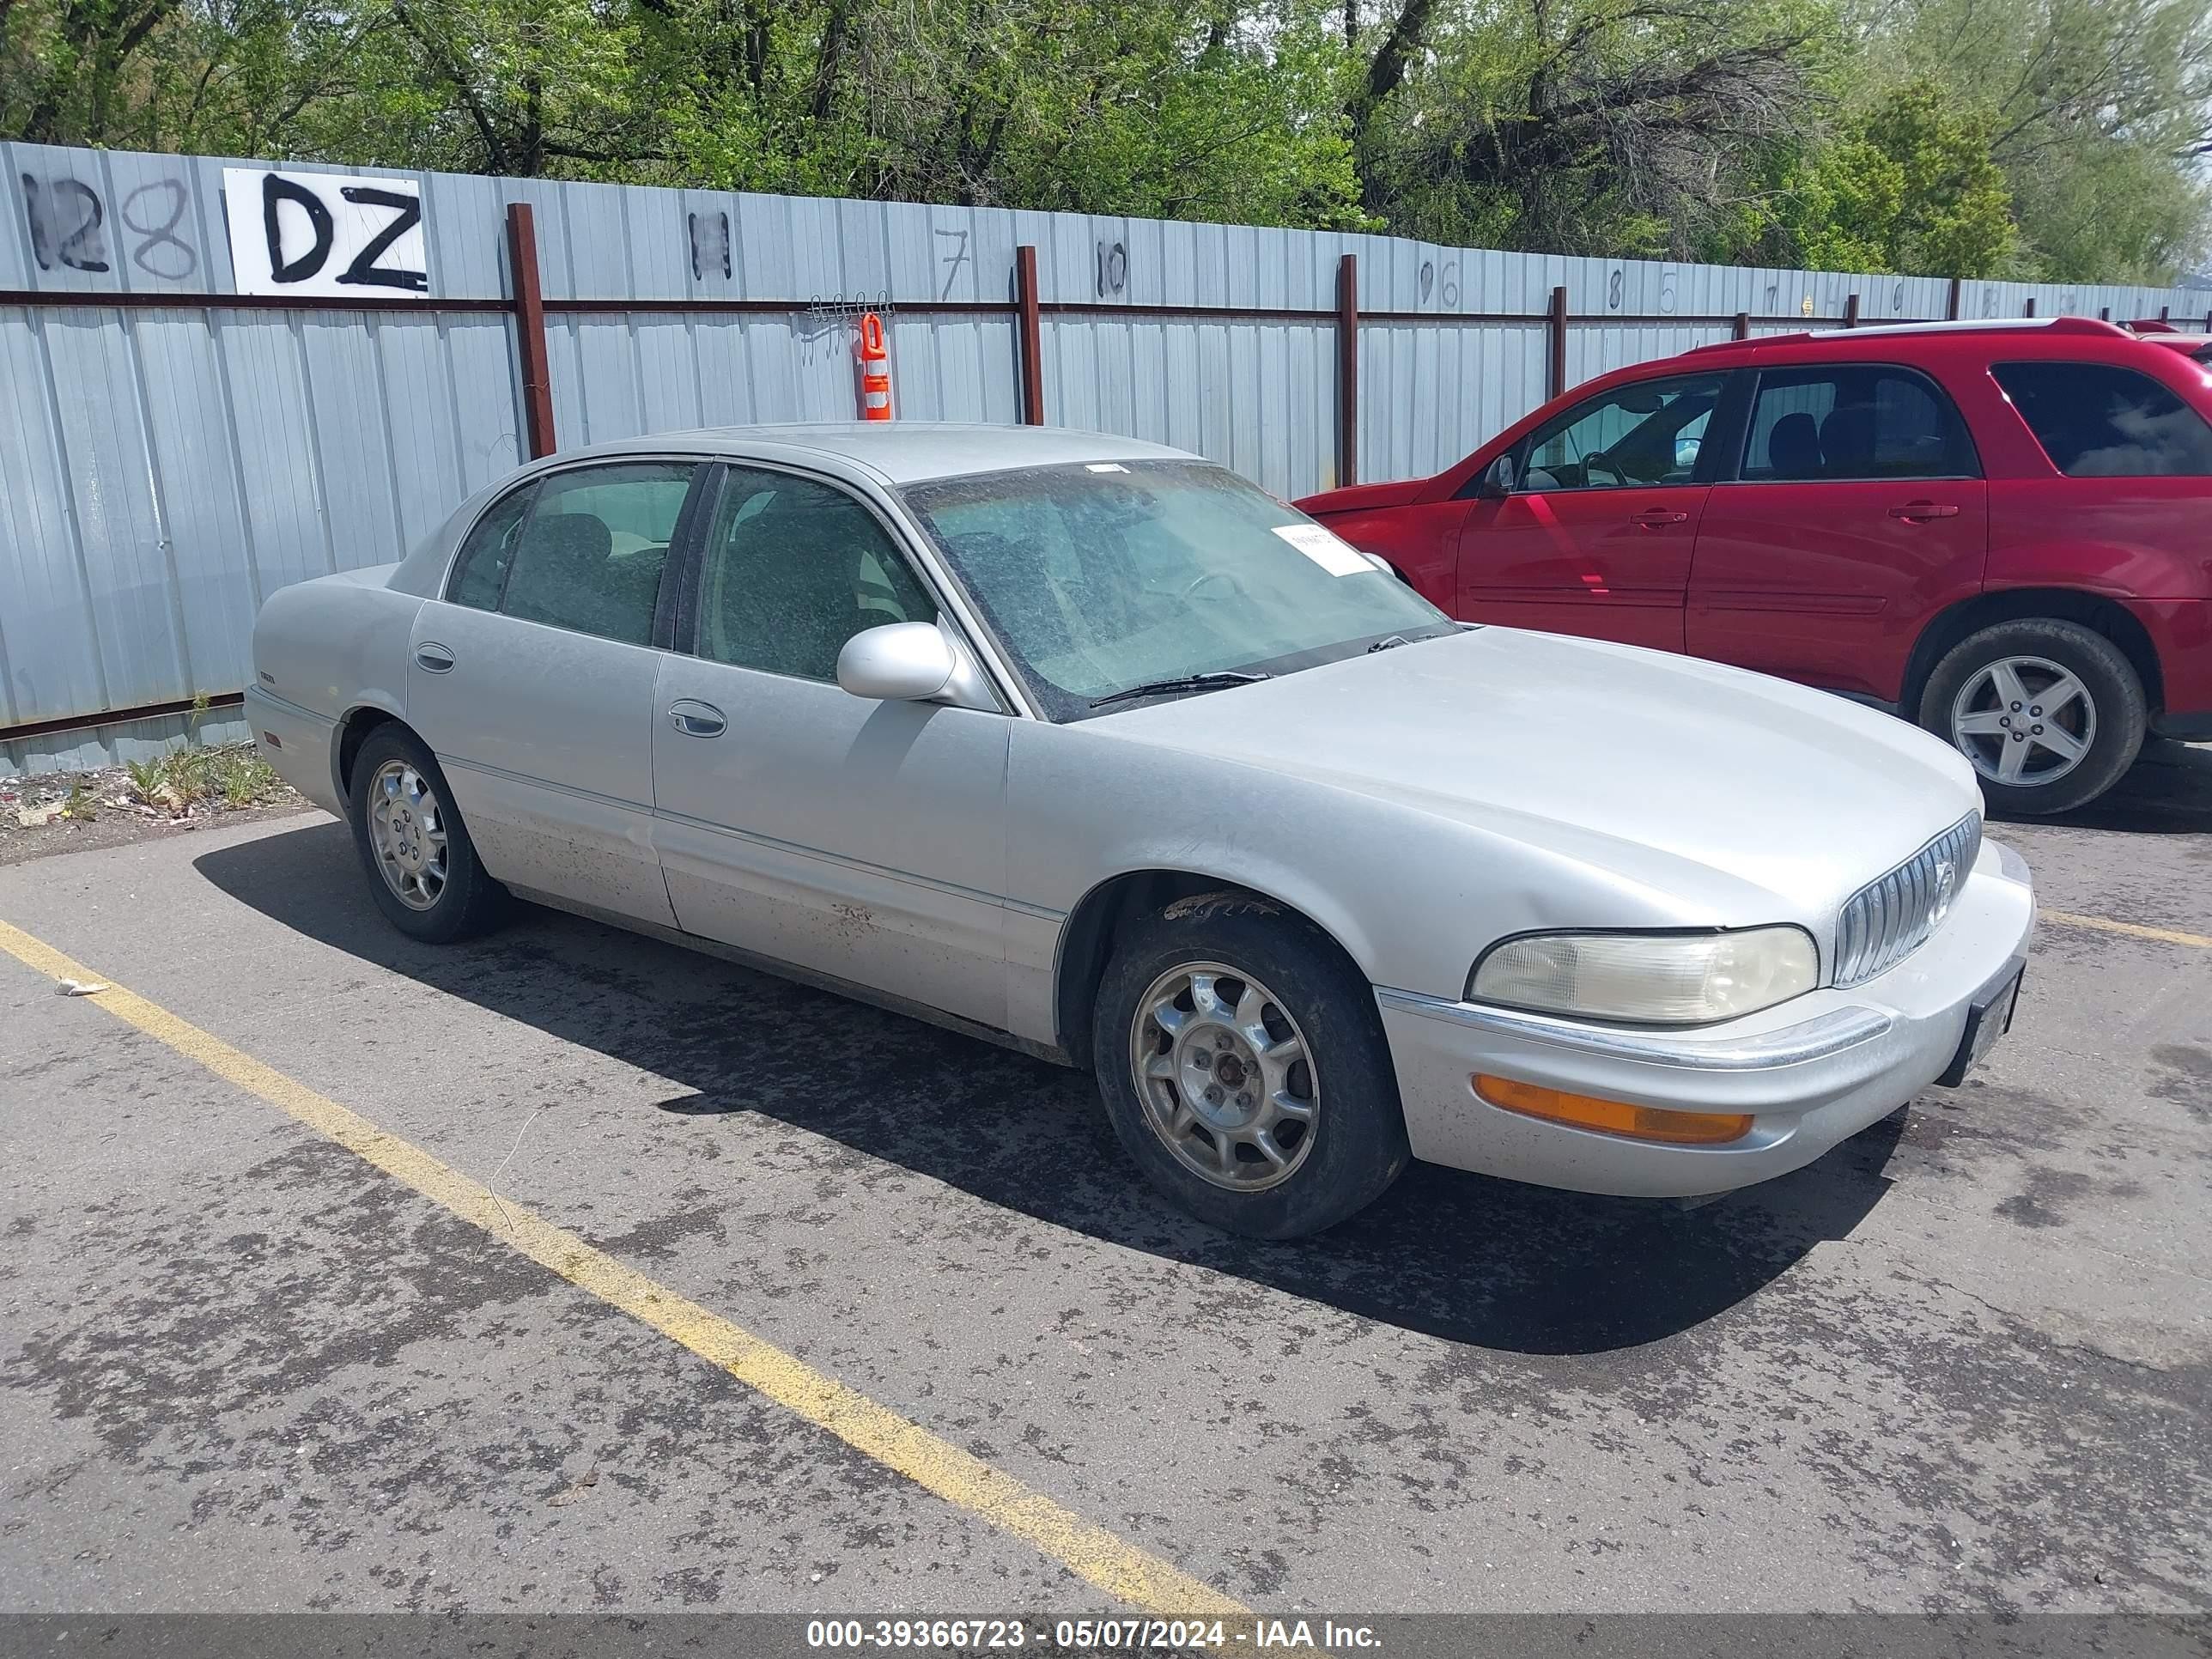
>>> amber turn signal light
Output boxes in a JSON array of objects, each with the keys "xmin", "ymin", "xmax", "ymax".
[{"xmin": 1473, "ymin": 1074, "xmax": 1753, "ymax": 1146}]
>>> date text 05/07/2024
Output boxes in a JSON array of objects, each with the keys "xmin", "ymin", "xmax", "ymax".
[{"xmin": 804, "ymin": 1618, "xmax": 1384, "ymax": 1650}]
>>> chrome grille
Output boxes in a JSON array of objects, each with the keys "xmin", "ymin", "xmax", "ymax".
[{"xmin": 1833, "ymin": 814, "xmax": 1982, "ymax": 987}]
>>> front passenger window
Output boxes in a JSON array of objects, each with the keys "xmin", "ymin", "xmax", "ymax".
[{"xmin": 695, "ymin": 470, "xmax": 938, "ymax": 681}]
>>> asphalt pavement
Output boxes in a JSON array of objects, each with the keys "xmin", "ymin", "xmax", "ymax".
[{"xmin": 1, "ymin": 743, "xmax": 2207, "ymax": 1617}]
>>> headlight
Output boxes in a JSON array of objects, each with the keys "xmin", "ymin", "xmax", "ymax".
[{"xmin": 1468, "ymin": 927, "xmax": 1819, "ymax": 1025}]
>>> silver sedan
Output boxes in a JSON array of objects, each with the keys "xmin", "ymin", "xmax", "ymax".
[{"xmin": 246, "ymin": 423, "xmax": 2034, "ymax": 1237}]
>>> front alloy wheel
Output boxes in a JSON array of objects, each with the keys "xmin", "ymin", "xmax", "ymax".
[
  {"xmin": 1949, "ymin": 654, "xmax": 2095, "ymax": 788},
  {"xmin": 1091, "ymin": 902, "xmax": 1409, "ymax": 1237},
  {"xmin": 1130, "ymin": 962, "xmax": 1318, "ymax": 1191}
]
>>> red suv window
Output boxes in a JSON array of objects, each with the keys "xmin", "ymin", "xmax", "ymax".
[
  {"xmin": 1991, "ymin": 360, "xmax": 2212, "ymax": 477},
  {"xmin": 1739, "ymin": 365, "xmax": 1978, "ymax": 482}
]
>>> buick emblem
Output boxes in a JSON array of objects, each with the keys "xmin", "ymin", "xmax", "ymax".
[{"xmin": 1931, "ymin": 858, "xmax": 1957, "ymax": 922}]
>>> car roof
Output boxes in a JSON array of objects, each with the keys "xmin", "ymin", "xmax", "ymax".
[{"xmin": 544, "ymin": 422, "xmax": 1199, "ymax": 484}]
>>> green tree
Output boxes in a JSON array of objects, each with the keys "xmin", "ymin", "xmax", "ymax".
[
  {"xmin": 1772, "ymin": 80, "xmax": 2015, "ymax": 275},
  {"xmin": 0, "ymin": 0, "xmax": 354, "ymax": 153},
  {"xmin": 1770, "ymin": 134, "xmax": 1901, "ymax": 271},
  {"xmin": 663, "ymin": 0, "xmax": 1368, "ymax": 227},
  {"xmin": 1342, "ymin": 0, "xmax": 1837, "ymax": 258},
  {"xmin": 1846, "ymin": 0, "xmax": 2212, "ymax": 280}
]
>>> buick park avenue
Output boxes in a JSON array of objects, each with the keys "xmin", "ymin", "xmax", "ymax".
[{"xmin": 247, "ymin": 424, "xmax": 2033, "ymax": 1237}]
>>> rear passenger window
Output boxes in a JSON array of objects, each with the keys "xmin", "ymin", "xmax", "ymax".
[
  {"xmin": 1740, "ymin": 366, "xmax": 1976, "ymax": 481},
  {"xmin": 495, "ymin": 463, "xmax": 695, "ymax": 646},
  {"xmin": 447, "ymin": 485, "xmax": 535, "ymax": 611},
  {"xmin": 1991, "ymin": 362, "xmax": 2212, "ymax": 477}
]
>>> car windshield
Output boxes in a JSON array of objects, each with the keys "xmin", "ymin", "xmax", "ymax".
[{"xmin": 899, "ymin": 460, "xmax": 1455, "ymax": 720}]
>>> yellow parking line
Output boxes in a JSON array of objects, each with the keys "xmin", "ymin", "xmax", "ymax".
[
  {"xmin": 0, "ymin": 918, "xmax": 1245, "ymax": 1618},
  {"xmin": 2040, "ymin": 909, "xmax": 2212, "ymax": 951}
]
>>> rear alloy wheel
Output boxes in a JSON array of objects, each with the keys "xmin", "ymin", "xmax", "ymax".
[
  {"xmin": 347, "ymin": 724, "xmax": 504, "ymax": 943},
  {"xmin": 1093, "ymin": 902, "xmax": 1409, "ymax": 1237},
  {"xmin": 367, "ymin": 758, "xmax": 450, "ymax": 912},
  {"xmin": 1920, "ymin": 619, "xmax": 2146, "ymax": 816}
]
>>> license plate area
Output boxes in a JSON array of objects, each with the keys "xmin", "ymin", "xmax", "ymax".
[{"xmin": 1936, "ymin": 962, "xmax": 2024, "ymax": 1088}]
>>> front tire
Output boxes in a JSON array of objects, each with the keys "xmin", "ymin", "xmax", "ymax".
[
  {"xmin": 1091, "ymin": 899, "xmax": 1410, "ymax": 1238},
  {"xmin": 1918, "ymin": 618, "xmax": 2146, "ymax": 816},
  {"xmin": 347, "ymin": 725, "xmax": 504, "ymax": 943}
]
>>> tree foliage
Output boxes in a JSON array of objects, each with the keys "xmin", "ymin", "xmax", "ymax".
[
  {"xmin": 1846, "ymin": 0, "xmax": 2212, "ymax": 280},
  {"xmin": 1351, "ymin": 0, "xmax": 1832, "ymax": 257},
  {"xmin": 2, "ymin": 0, "xmax": 2205, "ymax": 279},
  {"xmin": 1768, "ymin": 79, "xmax": 2017, "ymax": 275}
]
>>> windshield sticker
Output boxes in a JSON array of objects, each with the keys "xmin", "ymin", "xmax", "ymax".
[{"xmin": 1272, "ymin": 523, "xmax": 1373, "ymax": 577}]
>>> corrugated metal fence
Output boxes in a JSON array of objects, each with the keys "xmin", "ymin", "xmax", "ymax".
[{"xmin": 4, "ymin": 140, "xmax": 2206, "ymax": 774}]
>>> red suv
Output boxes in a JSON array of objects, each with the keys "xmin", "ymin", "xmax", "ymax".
[{"xmin": 1298, "ymin": 317, "xmax": 2212, "ymax": 814}]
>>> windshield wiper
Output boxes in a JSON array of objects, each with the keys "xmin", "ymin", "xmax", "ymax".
[
  {"xmin": 1090, "ymin": 671, "xmax": 1271, "ymax": 709},
  {"xmin": 1367, "ymin": 635, "xmax": 1411, "ymax": 653}
]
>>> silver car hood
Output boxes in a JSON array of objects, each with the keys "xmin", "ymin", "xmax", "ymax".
[{"xmin": 1092, "ymin": 627, "xmax": 1982, "ymax": 918}]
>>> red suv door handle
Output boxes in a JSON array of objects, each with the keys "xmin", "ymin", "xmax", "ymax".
[
  {"xmin": 1631, "ymin": 508, "xmax": 1689, "ymax": 527},
  {"xmin": 1888, "ymin": 501, "xmax": 1960, "ymax": 521}
]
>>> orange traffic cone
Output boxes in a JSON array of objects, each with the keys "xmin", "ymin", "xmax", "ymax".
[{"xmin": 858, "ymin": 312, "xmax": 892, "ymax": 421}]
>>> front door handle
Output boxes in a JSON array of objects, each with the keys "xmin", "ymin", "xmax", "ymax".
[
  {"xmin": 666, "ymin": 699, "xmax": 726, "ymax": 738},
  {"xmin": 414, "ymin": 642, "xmax": 456, "ymax": 673},
  {"xmin": 1888, "ymin": 501, "xmax": 1960, "ymax": 521},
  {"xmin": 1631, "ymin": 508, "xmax": 1689, "ymax": 527}
]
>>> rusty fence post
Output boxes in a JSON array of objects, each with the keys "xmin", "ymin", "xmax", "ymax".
[
  {"xmin": 1547, "ymin": 285, "xmax": 1568, "ymax": 400},
  {"xmin": 1947, "ymin": 277, "xmax": 1962, "ymax": 321},
  {"xmin": 505, "ymin": 203, "xmax": 556, "ymax": 459},
  {"xmin": 1336, "ymin": 253, "xmax": 1358, "ymax": 488},
  {"xmin": 1843, "ymin": 293, "xmax": 1860, "ymax": 328},
  {"xmin": 1015, "ymin": 245, "xmax": 1044, "ymax": 425},
  {"xmin": 1732, "ymin": 312, "xmax": 1749, "ymax": 340},
  {"xmin": 2024, "ymin": 296, "xmax": 2037, "ymax": 318}
]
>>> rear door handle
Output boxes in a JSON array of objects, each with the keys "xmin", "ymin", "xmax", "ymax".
[
  {"xmin": 414, "ymin": 642, "xmax": 456, "ymax": 673},
  {"xmin": 1631, "ymin": 508, "xmax": 1689, "ymax": 527},
  {"xmin": 1888, "ymin": 501, "xmax": 1960, "ymax": 521},
  {"xmin": 667, "ymin": 699, "xmax": 726, "ymax": 738}
]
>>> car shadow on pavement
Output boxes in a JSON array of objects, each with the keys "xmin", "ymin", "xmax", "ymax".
[
  {"xmin": 1991, "ymin": 738, "xmax": 2212, "ymax": 834},
  {"xmin": 196, "ymin": 821, "xmax": 1901, "ymax": 1358}
]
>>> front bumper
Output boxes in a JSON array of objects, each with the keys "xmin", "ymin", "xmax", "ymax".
[{"xmin": 1376, "ymin": 838, "xmax": 2034, "ymax": 1198}]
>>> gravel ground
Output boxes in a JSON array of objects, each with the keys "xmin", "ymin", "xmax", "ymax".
[{"xmin": 0, "ymin": 755, "xmax": 310, "ymax": 868}]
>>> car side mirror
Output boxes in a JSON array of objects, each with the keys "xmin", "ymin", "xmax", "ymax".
[
  {"xmin": 1476, "ymin": 457, "xmax": 1516, "ymax": 501},
  {"xmin": 837, "ymin": 621, "xmax": 957, "ymax": 702}
]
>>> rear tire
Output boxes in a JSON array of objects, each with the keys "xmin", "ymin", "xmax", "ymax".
[
  {"xmin": 1917, "ymin": 618, "xmax": 2145, "ymax": 816},
  {"xmin": 1091, "ymin": 898, "xmax": 1410, "ymax": 1238},
  {"xmin": 347, "ymin": 725, "xmax": 504, "ymax": 943}
]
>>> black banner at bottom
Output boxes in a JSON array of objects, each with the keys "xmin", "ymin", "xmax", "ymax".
[{"xmin": 0, "ymin": 1615, "xmax": 2205, "ymax": 1659}]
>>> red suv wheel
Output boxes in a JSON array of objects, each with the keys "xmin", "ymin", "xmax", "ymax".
[{"xmin": 1918, "ymin": 618, "xmax": 2148, "ymax": 816}]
